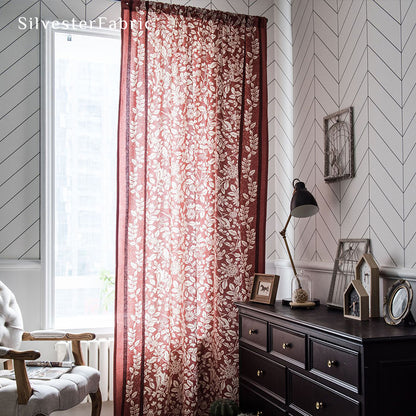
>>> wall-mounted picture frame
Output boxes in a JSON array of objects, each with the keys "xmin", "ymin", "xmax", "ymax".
[
  {"xmin": 324, "ymin": 107, "xmax": 354, "ymax": 182},
  {"xmin": 249, "ymin": 273, "xmax": 279, "ymax": 305},
  {"xmin": 327, "ymin": 239, "xmax": 370, "ymax": 309}
]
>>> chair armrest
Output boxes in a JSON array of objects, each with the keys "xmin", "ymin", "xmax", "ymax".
[
  {"xmin": 22, "ymin": 331, "xmax": 96, "ymax": 341},
  {"xmin": 22, "ymin": 331, "xmax": 96, "ymax": 366},
  {"xmin": 0, "ymin": 347, "xmax": 41, "ymax": 405},
  {"xmin": 0, "ymin": 347, "xmax": 40, "ymax": 361}
]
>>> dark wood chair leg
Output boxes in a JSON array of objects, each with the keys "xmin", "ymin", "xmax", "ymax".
[{"xmin": 90, "ymin": 388, "xmax": 102, "ymax": 416}]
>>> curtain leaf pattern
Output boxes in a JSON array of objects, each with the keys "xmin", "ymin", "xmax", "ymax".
[{"xmin": 115, "ymin": 2, "xmax": 268, "ymax": 415}]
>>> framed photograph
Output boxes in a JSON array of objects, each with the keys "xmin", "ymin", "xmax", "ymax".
[
  {"xmin": 383, "ymin": 279, "xmax": 415, "ymax": 326},
  {"xmin": 249, "ymin": 273, "xmax": 279, "ymax": 305}
]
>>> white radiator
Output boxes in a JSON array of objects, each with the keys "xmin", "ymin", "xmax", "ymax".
[{"xmin": 55, "ymin": 338, "xmax": 114, "ymax": 402}]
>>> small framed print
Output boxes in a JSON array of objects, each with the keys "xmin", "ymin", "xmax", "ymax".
[{"xmin": 249, "ymin": 273, "xmax": 279, "ymax": 305}]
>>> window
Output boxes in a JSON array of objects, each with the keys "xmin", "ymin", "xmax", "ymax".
[{"xmin": 42, "ymin": 24, "xmax": 120, "ymax": 330}]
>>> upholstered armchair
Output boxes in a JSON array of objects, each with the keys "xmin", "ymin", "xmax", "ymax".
[{"xmin": 0, "ymin": 281, "xmax": 102, "ymax": 415}]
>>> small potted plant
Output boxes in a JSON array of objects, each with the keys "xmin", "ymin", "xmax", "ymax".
[{"xmin": 209, "ymin": 399, "xmax": 240, "ymax": 416}]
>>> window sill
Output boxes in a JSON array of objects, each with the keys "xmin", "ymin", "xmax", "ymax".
[{"xmin": 54, "ymin": 326, "xmax": 114, "ymax": 338}]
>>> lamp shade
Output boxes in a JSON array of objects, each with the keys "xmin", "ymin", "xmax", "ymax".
[{"xmin": 290, "ymin": 180, "xmax": 319, "ymax": 218}]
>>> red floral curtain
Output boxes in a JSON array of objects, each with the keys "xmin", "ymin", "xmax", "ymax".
[{"xmin": 115, "ymin": 1, "xmax": 268, "ymax": 415}]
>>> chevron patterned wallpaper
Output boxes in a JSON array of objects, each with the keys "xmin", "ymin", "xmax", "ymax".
[
  {"xmin": 265, "ymin": 0, "xmax": 293, "ymax": 263},
  {"xmin": 0, "ymin": 0, "xmax": 41, "ymax": 260},
  {"xmin": 290, "ymin": 0, "xmax": 416, "ymax": 271},
  {"xmin": 0, "ymin": 0, "xmax": 124, "ymax": 260},
  {"xmin": 0, "ymin": 0, "xmax": 281, "ymax": 260}
]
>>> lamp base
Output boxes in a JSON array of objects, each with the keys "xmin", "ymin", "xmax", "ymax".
[
  {"xmin": 289, "ymin": 300, "xmax": 316, "ymax": 309},
  {"xmin": 282, "ymin": 298, "xmax": 320, "ymax": 307}
]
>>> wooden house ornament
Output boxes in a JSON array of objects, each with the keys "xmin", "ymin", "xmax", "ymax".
[
  {"xmin": 355, "ymin": 253, "xmax": 380, "ymax": 318},
  {"xmin": 343, "ymin": 279, "xmax": 369, "ymax": 321}
]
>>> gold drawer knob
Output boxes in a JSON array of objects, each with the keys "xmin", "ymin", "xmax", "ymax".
[
  {"xmin": 256, "ymin": 369, "xmax": 264, "ymax": 377},
  {"xmin": 315, "ymin": 401, "xmax": 323, "ymax": 410},
  {"xmin": 256, "ymin": 412, "xmax": 263, "ymax": 416},
  {"xmin": 327, "ymin": 360, "xmax": 337, "ymax": 368},
  {"xmin": 248, "ymin": 329, "xmax": 258, "ymax": 335},
  {"xmin": 282, "ymin": 342, "xmax": 291, "ymax": 350}
]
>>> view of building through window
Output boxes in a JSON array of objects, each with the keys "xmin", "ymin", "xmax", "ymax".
[{"xmin": 53, "ymin": 30, "xmax": 120, "ymax": 329}]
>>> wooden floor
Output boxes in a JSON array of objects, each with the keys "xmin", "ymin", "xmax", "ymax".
[{"xmin": 53, "ymin": 401, "xmax": 112, "ymax": 415}]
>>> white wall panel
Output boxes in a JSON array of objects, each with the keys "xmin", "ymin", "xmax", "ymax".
[
  {"xmin": 266, "ymin": 0, "xmax": 293, "ymax": 262},
  {"xmin": 0, "ymin": 0, "xmax": 40, "ymax": 259},
  {"xmin": 41, "ymin": 0, "xmax": 83, "ymax": 20},
  {"xmin": 85, "ymin": 0, "xmax": 121, "ymax": 22}
]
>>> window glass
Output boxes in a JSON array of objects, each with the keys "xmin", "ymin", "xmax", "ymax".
[{"xmin": 53, "ymin": 30, "xmax": 120, "ymax": 329}]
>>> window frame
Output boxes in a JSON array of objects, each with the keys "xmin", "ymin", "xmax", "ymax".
[{"xmin": 41, "ymin": 22, "xmax": 120, "ymax": 332}]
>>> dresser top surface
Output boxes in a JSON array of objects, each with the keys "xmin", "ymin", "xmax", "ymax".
[{"xmin": 237, "ymin": 301, "xmax": 416, "ymax": 343}]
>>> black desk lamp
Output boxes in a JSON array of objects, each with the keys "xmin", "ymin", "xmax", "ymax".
[{"xmin": 280, "ymin": 179, "xmax": 319, "ymax": 307}]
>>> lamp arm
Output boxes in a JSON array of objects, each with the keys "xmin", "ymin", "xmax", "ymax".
[{"xmin": 280, "ymin": 215, "xmax": 301, "ymax": 287}]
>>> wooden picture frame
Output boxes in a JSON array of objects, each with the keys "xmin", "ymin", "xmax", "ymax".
[
  {"xmin": 343, "ymin": 279, "xmax": 369, "ymax": 321},
  {"xmin": 327, "ymin": 238, "xmax": 370, "ymax": 309},
  {"xmin": 249, "ymin": 274, "xmax": 279, "ymax": 305},
  {"xmin": 355, "ymin": 253, "xmax": 380, "ymax": 318}
]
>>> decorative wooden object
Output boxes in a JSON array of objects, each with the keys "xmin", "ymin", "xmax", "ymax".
[
  {"xmin": 355, "ymin": 253, "xmax": 380, "ymax": 318},
  {"xmin": 343, "ymin": 279, "xmax": 369, "ymax": 321},
  {"xmin": 324, "ymin": 107, "xmax": 354, "ymax": 182},
  {"xmin": 327, "ymin": 238, "xmax": 370, "ymax": 309}
]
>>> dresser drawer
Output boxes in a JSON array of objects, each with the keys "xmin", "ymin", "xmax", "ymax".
[
  {"xmin": 310, "ymin": 338, "xmax": 359, "ymax": 391},
  {"xmin": 240, "ymin": 383, "xmax": 286, "ymax": 416},
  {"xmin": 270, "ymin": 324, "xmax": 305, "ymax": 367},
  {"xmin": 240, "ymin": 346, "xmax": 286, "ymax": 400},
  {"xmin": 289, "ymin": 371, "xmax": 360, "ymax": 416},
  {"xmin": 240, "ymin": 315, "xmax": 268, "ymax": 351}
]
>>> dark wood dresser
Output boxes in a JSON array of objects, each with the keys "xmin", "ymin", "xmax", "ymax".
[{"xmin": 237, "ymin": 301, "xmax": 416, "ymax": 416}]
